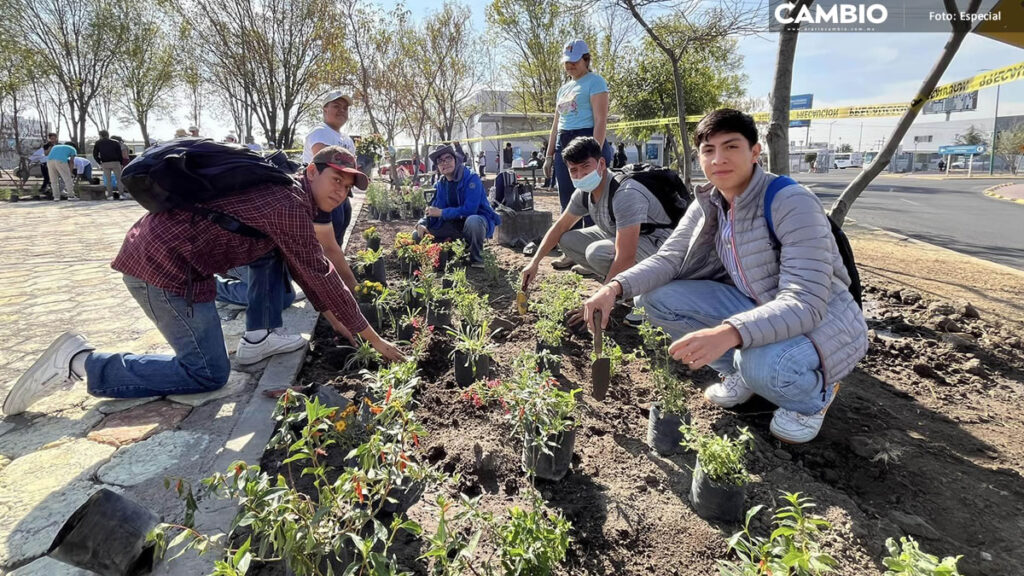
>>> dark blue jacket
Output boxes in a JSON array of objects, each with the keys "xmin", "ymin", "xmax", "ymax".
[{"xmin": 428, "ymin": 166, "xmax": 501, "ymax": 237}]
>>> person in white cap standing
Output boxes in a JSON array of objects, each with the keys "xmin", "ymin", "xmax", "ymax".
[
  {"xmin": 303, "ymin": 90, "xmax": 356, "ymax": 162},
  {"xmin": 543, "ymin": 38, "xmax": 612, "ymax": 271}
]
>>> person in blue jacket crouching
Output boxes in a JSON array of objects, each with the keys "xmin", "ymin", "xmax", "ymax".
[{"xmin": 414, "ymin": 144, "xmax": 501, "ymax": 268}]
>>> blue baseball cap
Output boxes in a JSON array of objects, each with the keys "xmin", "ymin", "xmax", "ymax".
[{"xmin": 561, "ymin": 39, "xmax": 589, "ymax": 63}]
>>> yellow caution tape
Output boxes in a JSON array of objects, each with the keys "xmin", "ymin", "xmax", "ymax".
[{"xmin": 424, "ymin": 61, "xmax": 1024, "ymax": 146}]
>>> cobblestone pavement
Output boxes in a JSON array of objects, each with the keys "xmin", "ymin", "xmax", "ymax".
[{"xmin": 0, "ymin": 199, "xmax": 321, "ymax": 574}]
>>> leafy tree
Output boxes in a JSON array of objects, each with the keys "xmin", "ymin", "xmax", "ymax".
[
  {"xmin": 995, "ymin": 122, "xmax": 1024, "ymax": 175},
  {"xmin": 7, "ymin": 0, "xmax": 127, "ymax": 150},
  {"xmin": 614, "ymin": 0, "xmax": 760, "ymax": 186},
  {"xmin": 174, "ymin": 0, "xmax": 353, "ymax": 149},
  {"xmin": 0, "ymin": 35, "xmax": 38, "ymax": 159},
  {"xmin": 486, "ymin": 0, "xmax": 591, "ymax": 115},
  {"xmin": 954, "ymin": 124, "xmax": 986, "ymax": 146},
  {"xmin": 612, "ymin": 31, "xmax": 745, "ymax": 170},
  {"xmin": 116, "ymin": 6, "xmax": 176, "ymax": 147},
  {"xmin": 837, "ymin": 143, "xmax": 854, "ymax": 153},
  {"xmin": 425, "ymin": 2, "xmax": 480, "ymax": 143}
]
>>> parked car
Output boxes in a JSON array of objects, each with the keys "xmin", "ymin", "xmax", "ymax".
[{"xmin": 378, "ymin": 159, "xmax": 427, "ymax": 178}]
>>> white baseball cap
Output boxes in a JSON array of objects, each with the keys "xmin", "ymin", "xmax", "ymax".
[
  {"xmin": 322, "ymin": 90, "xmax": 353, "ymax": 107},
  {"xmin": 562, "ymin": 39, "xmax": 590, "ymax": 63}
]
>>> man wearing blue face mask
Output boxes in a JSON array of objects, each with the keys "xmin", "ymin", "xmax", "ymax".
[{"xmin": 521, "ymin": 136, "xmax": 673, "ymax": 293}]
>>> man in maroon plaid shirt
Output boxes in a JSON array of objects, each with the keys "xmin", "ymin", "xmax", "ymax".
[{"xmin": 4, "ymin": 146, "xmax": 404, "ymax": 416}]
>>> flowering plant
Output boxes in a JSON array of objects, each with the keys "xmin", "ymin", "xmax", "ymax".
[
  {"xmin": 362, "ymin": 226, "xmax": 379, "ymax": 241},
  {"xmin": 354, "ymin": 280, "xmax": 384, "ymax": 303}
]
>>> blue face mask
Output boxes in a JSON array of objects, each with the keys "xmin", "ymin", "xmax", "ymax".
[{"xmin": 571, "ymin": 166, "xmax": 602, "ymax": 193}]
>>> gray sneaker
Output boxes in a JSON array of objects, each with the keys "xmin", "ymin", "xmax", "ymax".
[
  {"xmin": 3, "ymin": 332, "xmax": 94, "ymax": 416},
  {"xmin": 570, "ymin": 264, "xmax": 600, "ymax": 278}
]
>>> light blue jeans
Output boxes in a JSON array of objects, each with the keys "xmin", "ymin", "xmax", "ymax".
[
  {"xmin": 84, "ymin": 275, "xmax": 230, "ymax": 398},
  {"xmin": 638, "ymin": 280, "xmax": 830, "ymax": 415}
]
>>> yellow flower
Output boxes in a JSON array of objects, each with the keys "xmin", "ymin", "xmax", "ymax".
[{"xmin": 334, "ymin": 419, "xmax": 348, "ymax": 433}]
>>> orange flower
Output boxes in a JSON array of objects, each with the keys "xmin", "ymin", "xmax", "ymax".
[
  {"xmin": 370, "ymin": 404, "xmax": 384, "ymax": 415},
  {"xmin": 354, "ymin": 479, "xmax": 364, "ymax": 503},
  {"xmin": 412, "ymin": 433, "xmax": 420, "ymax": 448},
  {"xmin": 398, "ymin": 452, "xmax": 409, "ymax": 472},
  {"xmin": 385, "ymin": 386, "xmax": 392, "ymax": 404}
]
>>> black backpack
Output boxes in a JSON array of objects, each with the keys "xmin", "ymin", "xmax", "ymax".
[
  {"xmin": 122, "ymin": 138, "xmax": 298, "ymax": 238},
  {"xmin": 765, "ymin": 175, "xmax": 863, "ymax": 308},
  {"xmin": 583, "ymin": 163, "xmax": 690, "ymax": 234},
  {"xmin": 493, "ymin": 170, "xmax": 534, "ymax": 211}
]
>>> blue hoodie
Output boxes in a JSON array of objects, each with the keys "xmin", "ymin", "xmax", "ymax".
[{"xmin": 428, "ymin": 166, "xmax": 501, "ymax": 237}]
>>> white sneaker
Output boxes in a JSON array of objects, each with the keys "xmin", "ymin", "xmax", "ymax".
[
  {"xmin": 3, "ymin": 332, "xmax": 94, "ymax": 416},
  {"xmin": 703, "ymin": 372, "xmax": 754, "ymax": 408},
  {"xmin": 292, "ymin": 289, "xmax": 306, "ymax": 303},
  {"xmin": 770, "ymin": 383, "xmax": 840, "ymax": 444},
  {"xmin": 235, "ymin": 329, "xmax": 307, "ymax": 365}
]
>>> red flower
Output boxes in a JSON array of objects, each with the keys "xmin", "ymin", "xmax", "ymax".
[
  {"xmin": 487, "ymin": 379, "xmax": 501, "ymax": 389},
  {"xmin": 385, "ymin": 386, "xmax": 392, "ymax": 404},
  {"xmin": 354, "ymin": 479, "xmax": 364, "ymax": 503},
  {"xmin": 427, "ymin": 325, "xmax": 435, "ymax": 333},
  {"xmin": 411, "ymin": 317, "xmax": 421, "ymax": 329},
  {"xmin": 414, "ymin": 269, "xmax": 422, "ymax": 277},
  {"xmin": 412, "ymin": 433, "xmax": 420, "ymax": 448}
]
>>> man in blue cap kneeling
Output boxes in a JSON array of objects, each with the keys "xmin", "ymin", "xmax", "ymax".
[{"xmin": 415, "ymin": 144, "xmax": 501, "ymax": 268}]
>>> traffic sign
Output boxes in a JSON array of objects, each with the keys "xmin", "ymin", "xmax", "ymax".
[{"xmin": 938, "ymin": 145, "xmax": 986, "ymax": 155}]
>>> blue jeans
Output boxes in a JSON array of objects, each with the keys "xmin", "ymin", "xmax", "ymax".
[
  {"xmin": 638, "ymin": 280, "xmax": 829, "ymax": 415},
  {"xmin": 415, "ymin": 215, "xmax": 487, "ymax": 263},
  {"xmin": 553, "ymin": 128, "xmax": 613, "ymax": 229},
  {"xmin": 84, "ymin": 275, "xmax": 230, "ymax": 398},
  {"xmin": 215, "ymin": 250, "xmax": 295, "ymax": 332}
]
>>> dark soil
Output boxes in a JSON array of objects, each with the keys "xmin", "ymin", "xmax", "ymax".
[{"xmin": 264, "ymin": 189, "xmax": 1024, "ymax": 575}]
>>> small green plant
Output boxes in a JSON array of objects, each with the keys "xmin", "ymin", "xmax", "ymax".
[
  {"xmin": 531, "ymin": 273, "xmax": 584, "ymax": 348},
  {"xmin": 482, "ymin": 248, "xmax": 503, "ymax": 283},
  {"xmin": 719, "ymin": 492, "xmax": 837, "ymax": 576},
  {"xmin": 453, "ymin": 291, "xmax": 492, "ymax": 330},
  {"xmin": 421, "ymin": 489, "xmax": 571, "ymax": 576},
  {"xmin": 636, "ymin": 313, "xmax": 672, "ymax": 368},
  {"xmin": 652, "ymin": 365, "xmax": 688, "ymax": 415},
  {"xmin": 681, "ymin": 424, "xmax": 754, "ymax": 486},
  {"xmin": 151, "ymin": 382, "xmax": 435, "ymax": 576},
  {"xmin": 448, "ymin": 321, "xmax": 494, "ymax": 366},
  {"xmin": 882, "ymin": 536, "xmax": 962, "ymax": 576},
  {"xmin": 446, "ymin": 239, "xmax": 468, "ymax": 266},
  {"xmin": 470, "ymin": 355, "xmax": 579, "ymax": 456},
  {"xmin": 354, "ymin": 247, "xmax": 383, "ymax": 265},
  {"xmin": 362, "ymin": 226, "xmax": 379, "ymax": 241},
  {"xmin": 343, "ymin": 340, "xmax": 382, "ymax": 372}
]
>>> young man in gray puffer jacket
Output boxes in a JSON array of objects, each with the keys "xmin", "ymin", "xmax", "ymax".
[{"xmin": 583, "ymin": 108, "xmax": 868, "ymax": 443}]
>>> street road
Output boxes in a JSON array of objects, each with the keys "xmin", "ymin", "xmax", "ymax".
[{"xmin": 790, "ymin": 173, "xmax": 1024, "ymax": 272}]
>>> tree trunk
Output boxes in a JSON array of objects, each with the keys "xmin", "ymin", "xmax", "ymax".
[
  {"xmin": 669, "ymin": 60, "xmax": 693, "ymax": 187},
  {"xmin": 140, "ymin": 120, "xmax": 151, "ymax": 148},
  {"xmin": 766, "ymin": 0, "xmax": 812, "ymax": 176},
  {"xmin": 829, "ymin": 0, "xmax": 981, "ymax": 226}
]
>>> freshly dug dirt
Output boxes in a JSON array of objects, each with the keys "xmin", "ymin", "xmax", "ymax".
[{"xmin": 269, "ymin": 189, "xmax": 1024, "ymax": 575}]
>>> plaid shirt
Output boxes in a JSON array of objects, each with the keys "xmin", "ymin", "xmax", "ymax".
[{"xmin": 112, "ymin": 175, "xmax": 368, "ymax": 333}]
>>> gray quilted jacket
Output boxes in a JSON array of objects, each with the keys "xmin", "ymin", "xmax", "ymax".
[{"xmin": 614, "ymin": 165, "xmax": 868, "ymax": 384}]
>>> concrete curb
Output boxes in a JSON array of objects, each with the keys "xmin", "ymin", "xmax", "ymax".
[
  {"xmin": 982, "ymin": 183, "xmax": 1024, "ymax": 205},
  {"xmin": 156, "ymin": 194, "xmax": 365, "ymax": 575}
]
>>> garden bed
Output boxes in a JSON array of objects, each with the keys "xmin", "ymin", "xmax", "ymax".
[{"xmin": 177, "ymin": 189, "xmax": 1024, "ymax": 576}]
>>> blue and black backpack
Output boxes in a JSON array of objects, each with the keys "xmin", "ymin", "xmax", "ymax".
[
  {"xmin": 764, "ymin": 175, "xmax": 863, "ymax": 308},
  {"xmin": 122, "ymin": 138, "xmax": 299, "ymax": 238}
]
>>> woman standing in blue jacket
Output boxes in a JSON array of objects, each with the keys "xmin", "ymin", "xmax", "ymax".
[
  {"xmin": 414, "ymin": 144, "xmax": 501, "ymax": 268},
  {"xmin": 543, "ymin": 39, "xmax": 613, "ymax": 269}
]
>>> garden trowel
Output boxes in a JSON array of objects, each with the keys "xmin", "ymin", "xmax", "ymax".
[
  {"xmin": 516, "ymin": 290, "xmax": 529, "ymax": 315},
  {"xmin": 591, "ymin": 309, "xmax": 610, "ymax": 400}
]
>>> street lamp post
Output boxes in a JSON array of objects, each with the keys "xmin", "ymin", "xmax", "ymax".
[
  {"xmin": 826, "ymin": 121, "xmax": 838, "ymax": 150},
  {"xmin": 990, "ymin": 83, "xmax": 1001, "ymax": 175}
]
